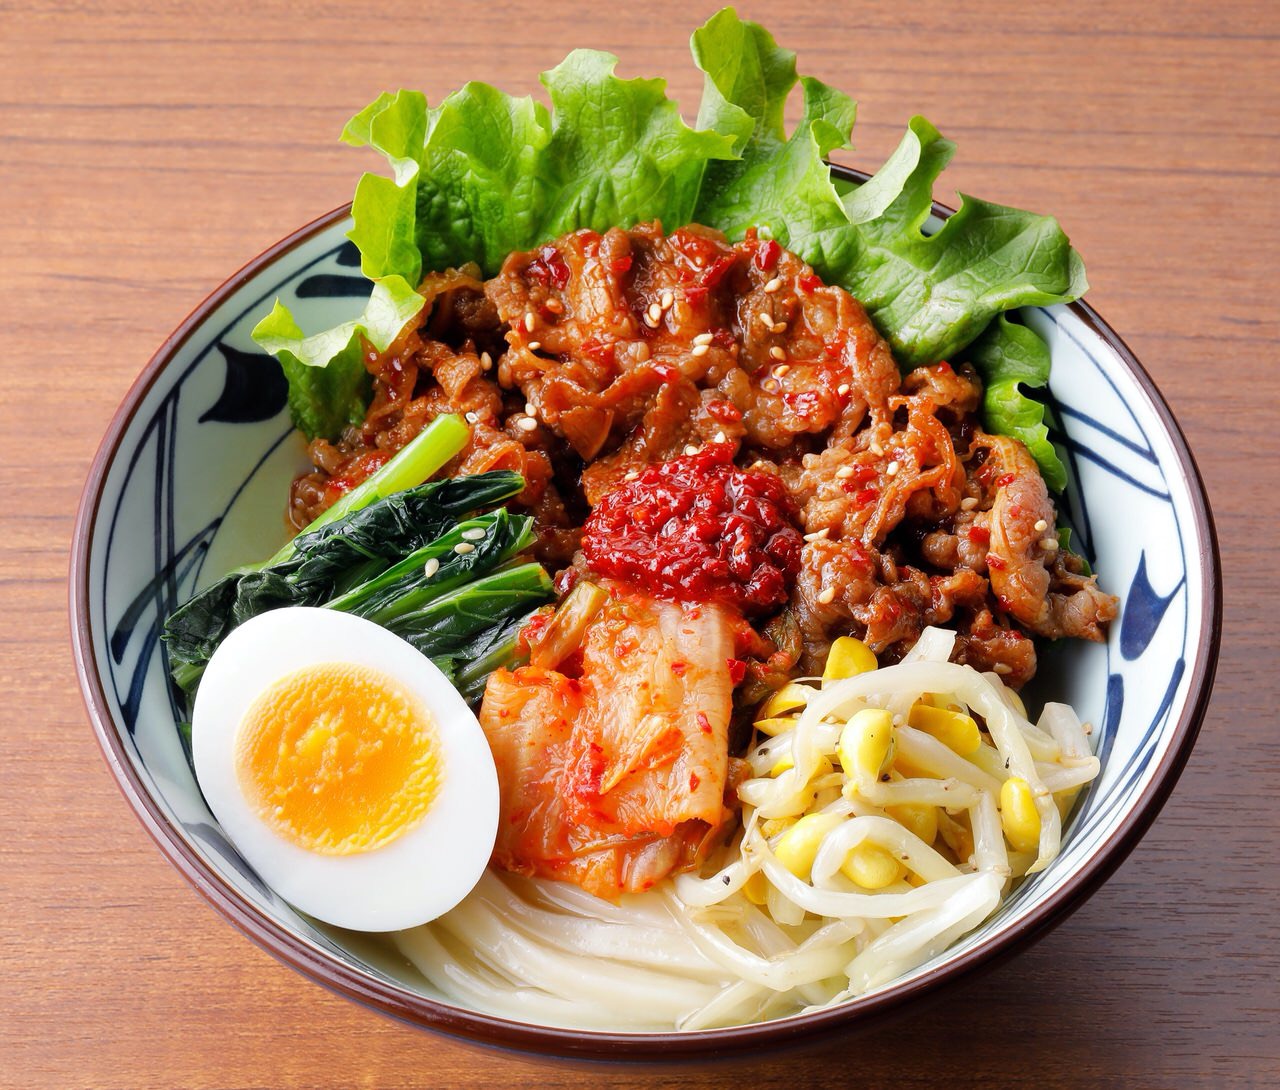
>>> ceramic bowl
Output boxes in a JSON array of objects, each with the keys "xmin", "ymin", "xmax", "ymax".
[{"xmin": 70, "ymin": 169, "xmax": 1221, "ymax": 1058}]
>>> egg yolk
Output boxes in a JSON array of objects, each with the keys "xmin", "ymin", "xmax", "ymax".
[{"xmin": 234, "ymin": 663, "xmax": 440, "ymax": 855}]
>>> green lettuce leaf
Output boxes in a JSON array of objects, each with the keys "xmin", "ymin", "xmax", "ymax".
[
  {"xmin": 967, "ymin": 314, "xmax": 1067, "ymax": 491},
  {"xmin": 688, "ymin": 15, "xmax": 1084, "ymax": 366},
  {"xmin": 250, "ymin": 277, "xmax": 422, "ymax": 440},
  {"xmin": 252, "ymin": 6, "xmax": 1088, "ymax": 477},
  {"xmin": 254, "ymin": 52, "xmax": 734, "ymax": 438},
  {"xmin": 538, "ymin": 51, "xmax": 736, "ymax": 239},
  {"xmin": 832, "ymin": 117, "xmax": 1087, "ymax": 366},
  {"xmin": 691, "ymin": 10, "xmax": 857, "ymax": 272}
]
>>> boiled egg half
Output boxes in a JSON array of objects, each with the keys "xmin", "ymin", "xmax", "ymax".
[{"xmin": 192, "ymin": 607, "xmax": 498, "ymax": 931}]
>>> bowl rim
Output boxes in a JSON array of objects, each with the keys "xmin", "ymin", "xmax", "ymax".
[{"xmin": 69, "ymin": 165, "xmax": 1223, "ymax": 1059}]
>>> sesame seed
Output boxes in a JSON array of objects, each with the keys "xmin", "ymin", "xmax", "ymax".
[
  {"xmin": 763, "ymin": 277, "xmax": 782, "ymax": 294},
  {"xmin": 453, "ymin": 542, "xmax": 475, "ymax": 555},
  {"xmin": 693, "ymin": 332, "xmax": 714, "ymax": 346},
  {"xmin": 422, "ymin": 558, "xmax": 440, "ymax": 578},
  {"xmin": 993, "ymin": 663, "xmax": 1013, "ymax": 675},
  {"xmin": 870, "ymin": 440, "xmax": 884, "ymax": 457},
  {"xmin": 1041, "ymin": 537, "xmax": 1060, "ymax": 551},
  {"xmin": 817, "ymin": 587, "xmax": 836, "ymax": 605},
  {"xmin": 480, "ymin": 351, "xmax": 493, "ymax": 370},
  {"xmin": 960, "ymin": 497, "xmax": 978, "ymax": 511},
  {"xmin": 772, "ymin": 321, "xmax": 788, "ymax": 334},
  {"xmin": 527, "ymin": 341, "xmax": 541, "ymax": 352},
  {"xmin": 757, "ymin": 312, "xmax": 774, "ymax": 328},
  {"xmin": 691, "ymin": 343, "xmax": 710, "ymax": 357},
  {"xmin": 525, "ymin": 401, "xmax": 536, "ymax": 417},
  {"xmin": 713, "ymin": 430, "xmax": 726, "ymax": 444},
  {"xmin": 835, "ymin": 466, "xmax": 855, "ymax": 480},
  {"xmin": 647, "ymin": 302, "xmax": 663, "ymax": 323},
  {"xmin": 769, "ymin": 346, "xmax": 786, "ymax": 361},
  {"xmin": 524, "ymin": 312, "xmax": 536, "ymax": 333},
  {"xmin": 461, "ymin": 527, "xmax": 487, "ymax": 541},
  {"xmin": 773, "ymin": 364, "xmax": 790, "ymax": 377},
  {"xmin": 544, "ymin": 298, "xmax": 564, "ymax": 314},
  {"xmin": 1034, "ymin": 519, "xmax": 1049, "ymax": 533},
  {"xmin": 803, "ymin": 528, "xmax": 830, "ymax": 542},
  {"xmin": 683, "ymin": 444, "xmax": 700, "ymax": 456},
  {"xmin": 660, "ymin": 290, "xmax": 674, "ymax": 310},
  {"xmin": 516, "ymin": 416, "xmax": 538, "ymax": 432},
  {"xmin": 464, "ymin": 411, "xmax": 478, "ymax": 424},
  {"xmin": 643, "ymin": 312, "xmax": 660, "ymax": 328},
  {"xmin": 837, "ymin": 383, "xmax": 850, "ymax": 396},
  {"xmin": 762, "ymin": 379, "xmax": 780, "ymax": 393},
  {"xmin": 624, "ymin": 470, "xmax": 640, "ymax": 481},
  {"xmin": 886, "ymin": 461, "xmax": 900, "ymax": 477}
]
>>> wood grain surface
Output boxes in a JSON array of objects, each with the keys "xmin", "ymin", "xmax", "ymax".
[{"xmin": 2, "ymin": 1, "xmax": 1277, "ymax": 1086}]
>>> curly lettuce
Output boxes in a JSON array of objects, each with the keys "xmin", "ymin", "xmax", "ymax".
[{"xmin": 253, "ymin": 7, "xmax": 1083, "ymax": 490}]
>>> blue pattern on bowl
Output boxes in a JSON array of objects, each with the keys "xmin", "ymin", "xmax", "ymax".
[{"xmin": 75, "ymin": 208, "xmax": 1215, "ymax": 1039}]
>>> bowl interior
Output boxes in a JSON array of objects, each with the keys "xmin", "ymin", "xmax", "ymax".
[{"xmin": 75, "ymin": 208, "xmax": 1214, "ymax": 1047}]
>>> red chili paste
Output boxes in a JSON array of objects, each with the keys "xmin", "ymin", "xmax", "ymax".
[{"xmin": 580, "ymin": 443, "xmax": 802, "ymax": 612}]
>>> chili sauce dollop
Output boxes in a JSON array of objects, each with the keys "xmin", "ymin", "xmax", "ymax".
[{"xmin": 581, "ymin": 444, "xmax": 802, "ymax": 612}]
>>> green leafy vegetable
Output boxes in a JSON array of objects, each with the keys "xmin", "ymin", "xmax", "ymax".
[
  {"xmin": 252, "ymin": 6, "xmax": 1087, "ymax": 476},
  {"xmin": 452, "ymin": 615, "xmax": 535, "ymax": 704},
  {"xmin": 691, "ymin": 9, "xmax": 859, "ymax": 274},
  {"xmin": 688, "ymin": 19, "xmax": 1085, "ymax": 366},
  {"xmin": 162, "ymin": 470, "xmax": 530, "ymax": 691},
  {"xmin": 967, "ymin": 315, "xmax": 1067, "ymax": 491},
  {"xmin": 252, "ymin": 280, "xmax": 426, "ymax": 441},
  {"xmin": 265, "ymin": 412, "xmax": 470, "ymax": 566},
  {"xmin": 388, "ymin": 561, "xmax": 554, "ymax": 658}
]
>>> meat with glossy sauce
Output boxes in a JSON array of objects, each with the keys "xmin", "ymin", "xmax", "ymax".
[{"xmin": 289, "ymin": 221, "xmax": 1116, "ymax": 893}]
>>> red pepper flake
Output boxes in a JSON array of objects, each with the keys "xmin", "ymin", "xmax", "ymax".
[
  {"xmin": 671, "ymin": 661, "xmax": 688, "ymax": 677},
  {"xmin": 572, "ymin": 743, "xmax": 606, "ymax": 801},
  {"xmin": 855, "ymin": 487, "xmax": 879, "ymax": 506},
  {"xmin": 689, "ymin": 772, "xmax": 702, "ymax": 792},
  {"xmin": 987, "ymin": 554, "xmax": 1007, "ymax": 571},
  {"xmin": 936, "ymin": 360, "xmax": 953, "ymax": 374},
  {"xmin": 696, "ymin": 711, "xmax": 713, "ymax": 735},
  {"xmin": 706, "ymin": 399, "xmax": 743, "ymax": 424},
  {"xmin": 1009, "ymin": 504, "xmax": 1022, "ymax": 518},
  {"xmin": 753, "ymin": 239, "xmax": 781, "ymax": 271},
  {"xmin": 726, "ymin": 658, "xmax": 747, "ymax": 686},
  {"xmin": 321, "ymin": 449, "xmax": 393, "ymax": 505},
  {"xmin": 685, "ymin": 255, "xmax": 735, "ymax": 308},
  {"xmin": 967, "ymin": 526, "xmax": 991, "ymax": 545},
  {"xmin": 798, "ymin": 273, "xmax": 822, "ymax": 293},
  {"xmin": 580, "ymin": 337, "xmax": 615, "ymax": 365},
  {"xmin": 527, "ymin": 245, "xmax": 570, "ymax": 289},
  {"xmin": 996, "ymin": 473, "xmax": 1017, "ymax": 488},
  {"xmin": 651, "ymin": 362, "xmax": 681, "ymax": 384},
  {"xmin": 853, "ymin": 464, "xmax": 878, "ymax": 483},
  {"xmin": 611, "ymin": 254, "xmax": 633, "ymax": 275}
]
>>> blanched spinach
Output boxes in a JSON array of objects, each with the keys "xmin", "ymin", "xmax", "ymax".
[{"xmin": 162, "ymin": 470, "xmax": 536, "ymax": 693}]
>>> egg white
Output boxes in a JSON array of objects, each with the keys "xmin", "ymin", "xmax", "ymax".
[{"xmin": 192, "ymin": 607, "xmax": 499, "ymax": 931}]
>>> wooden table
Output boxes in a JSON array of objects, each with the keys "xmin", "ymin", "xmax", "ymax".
[{"xmin": 3, "ymin": 1, "xmax": 1276, "ymax": 1086}]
